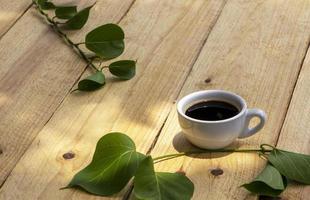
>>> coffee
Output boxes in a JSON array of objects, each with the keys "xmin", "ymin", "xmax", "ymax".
[{"xmin": 185, "ymin": 100, "xmax": 239, "ymax": 121}]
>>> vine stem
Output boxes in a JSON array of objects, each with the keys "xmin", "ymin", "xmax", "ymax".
[
  {"xmin": 32, "ymin": 1, "xmax": 99, "ymax": 72},
  {"xmin": 152, "ymin": 148, "xmax": 272, "ymax": 164}
]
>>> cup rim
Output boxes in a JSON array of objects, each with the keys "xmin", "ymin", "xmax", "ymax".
[{"xmin": 177, "ymin": 90, "xmax": 247, "ymax": 123}]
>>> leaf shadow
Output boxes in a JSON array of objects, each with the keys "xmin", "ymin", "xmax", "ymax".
[{"xmin": 65, "ymin": 185, "xmax": 126, "ymax": 198}]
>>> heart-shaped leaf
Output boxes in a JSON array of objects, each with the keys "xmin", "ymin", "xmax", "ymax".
[
  {"xmin": 133, "ymin": 156, "xmax": 194, "ymax": 200},
  {"xmin": 65, "ymin": 4, "xmax": 94, "ymax": 30},
  {"xmin": 85, "ymin": 23, "xmax": 125, "ymax": 59},
  {"xmin": 76, "ymin": 71, "xmax": 105, "ymax": 91},
  {"xmin": 55, "ymin": 6, "xmax": 77, "ymax": 19},
  {"xmin": 67, "ymin": 132, "xmax": 145, "ymax": 196},
  {"xmin": 267, "ymin": 148, "xmax": 310, "ymax": 184},
  {"xmin": 37, "ymin": 0, "xmax": 55, "ymax": 10},
  {"xmin": 242, "ymin": 164, "xmax": 287, "ymax": 197},
  {"xmin": 109, "ymin": 60, "xmax": 136, "ymax": 80}
]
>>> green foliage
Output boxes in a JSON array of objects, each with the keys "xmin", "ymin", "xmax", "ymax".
[
  {"xmin": 34, "ymin": 1, "xmax": 310, "ymax": 198},
  {"xmin": 65, "ymin": 133, "xmax": 194, "ymax": 198},
  {"xmin": 33, "ymin": 0, "xmax": 137, "ymax": 92},
  {"xmin": 133, "ymin": 156, "xmax": 194, "ymax": 200},
  {"xmin": 64, "ymin": 133, "xmax": 310, "ymax": 198},
  {"xmin": 242, "ymin": 145, "xmax": 310, "ymax": 197},
  {"xmin": 109, "ymin": 60, "xmax": 136, "ymax": 80},
  {"xmin": 85, "ymin": 24, "xmax": 125, "ymax": 59},
  {"xmin": 37, "ymin": 0, "xmax": 55, "ymax": 10},
  {"xmin": 242, "ymin": 164, "xmax": 287, "ymax": 197},
  {"xmin": 65, "ymin": 4, "xmax": 94, "ymax": 30},
  {"xmin": 267, "ymin": 149, "xmax": 310, "ymax": 184},
  {"xmin": 66, "ymin": 133, "xmax": 145, "ymax": 196},
  {"xmin": 76, "ymin": 71, "xmax": 105, "ymax": 91},
  {"xmin": 55, "ymin": 6, "xmax": 77, "ymax": 19}
]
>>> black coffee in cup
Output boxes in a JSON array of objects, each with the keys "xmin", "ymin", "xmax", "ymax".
[{"xmin": 185, "ymin": 101, "xmax": 239, "ymax": 121}]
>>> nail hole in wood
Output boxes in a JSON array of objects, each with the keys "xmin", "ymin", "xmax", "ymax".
[
  {"xmin": 204, "ymin": 78, "xmax": 211, "ymax": 83},
  {"xmin": 210, "ymin": 168, "xmax": 223, "ymax": 176},
  {"xmin": 63, "ymin": 152, "xmax": 75, "ymax": 160}
]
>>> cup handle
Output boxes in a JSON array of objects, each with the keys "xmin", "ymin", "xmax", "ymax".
[{"xmin": 238, "ymin": 109, "xmax": 266, "ymax": 139}]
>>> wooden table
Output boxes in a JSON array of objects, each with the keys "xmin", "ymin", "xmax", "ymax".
[{"xmin": 0, "ymin": 0, "xmax": 309, "ymax": 199}]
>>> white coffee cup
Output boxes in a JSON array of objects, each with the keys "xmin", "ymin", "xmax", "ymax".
[{"xmin": 177, "ymin": 90, "xmax": 266, "ymax": 149}]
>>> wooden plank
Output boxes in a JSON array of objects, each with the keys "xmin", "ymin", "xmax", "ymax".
[
  {"xmin": 146, "ymin": 0, "xmax": 310, "ymax": 200},
  {"xmin": 0, "ymin": 0, "xmax": 226, "ymax": 199},
  {"xmin": 275, "ymin": 48, "xmax": 310, "ymax": 199},
  {"xmin": 0, "ymin": 0, "xmax": 135, "ymax": 185},
  {"xmin": 0, "ymin": 1, "xmax": 31, "ymax": 38}
]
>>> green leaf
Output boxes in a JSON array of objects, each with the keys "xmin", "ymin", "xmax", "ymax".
[
  {"xmin": 77, "ymin": 71, "xmax": 105, "ymax": 91},
  {"xmin": 37, "ymin": 0, "xmax": 55, "ymax": 10},
  {"xmin": 133, "ymin": 156, "xmax": 194, "ymax": 200},
  {"xmin": 85, "ymin": 23, "xmax": 125, "ymax": 59},
  {"xmin": 65, "ymin": 4, "xmax": 94, "ymax": 30},
  {"xmin": 242, "ymin": 164, "xmax": 287, "ymax": 197},
  {"xmin": 268, "ymin": 148, "xmax": 310, "ymax": 184},
  {"xmin": 67, "ymin": 132, "xmax": 146, "ymax": 196},
  {"xmin": 55, "ymin": 6, "xmax": 77, "ymax": 19},
  {"xmin": 109, "ymin": 60, "xmax": 136, "ymax": 80}
]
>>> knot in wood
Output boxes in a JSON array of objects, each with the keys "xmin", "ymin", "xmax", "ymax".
[
  {"xmin": 63, "ymin": 152, "xmax": 75, "ymax": 160},
  {"xmin": 210, "ymin": 168, "xmax": 223, "ymax": 176}
]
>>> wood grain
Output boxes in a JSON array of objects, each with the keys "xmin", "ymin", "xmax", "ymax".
[
  {"xmin": 276, "ymin": 48, "xmax": 310, "ymax": 200},
  {"xmin": 0, "ymin": 0, "xmax": 135, "ymax": 185},
  {"xmin": 0, "ymin": 1, "xmax": 31, "ymax": 38},
  {"xmin": 0, "ymin": 0, "xmax": 226, "ymax": 199},
  {"xmin": 148, "ymin": 0, "xmax": 310, "ymax": 199}
]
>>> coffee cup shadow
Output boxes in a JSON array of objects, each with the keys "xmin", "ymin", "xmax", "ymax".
[{"xmin": 172, "ymin": 132, "xmax": 242, "ymax": 159}]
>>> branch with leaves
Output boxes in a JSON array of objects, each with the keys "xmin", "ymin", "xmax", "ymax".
[
  {"xmin": 64, "ymin": 133, "xmax": 310, "ymax": 199},
  {"xmin": 33, "ymin": 0, "xmax": 136, "ymax": 92},
  {"xmin": 33, "ymin": 1, "xmax": 310, "ymax": 199}
]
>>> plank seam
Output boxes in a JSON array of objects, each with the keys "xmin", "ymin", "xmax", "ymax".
[
  {"xmin": 0, "ymin": 3, "xmax": 33, "ymax": 40},
  {"xmin": 274, "ymin": 35, "xmax": 310, "ymax": 147},
  {"xmin": 132, "ymin": 0, "xmax": 229, "ymax": 162},
  {"xmin": 170, "ymin": 0, "xmax": 228, "ymax": 103},
  {"xmin": 0, "ymin": 0, "xmax": 137, "ymax": 189},
  {"xmin": 141, "ymin": 0, "xmax": 229, "ymax": 158},
  {"xmin": 122, "ymin": 114, "xmax": 170, "ymax": 200},
  {"xmin": 147, "ymin": 114, "xmax": 170, "ymax": 155},
  {"xmin": 123, "ymin": 1, "xmax": 228, "ymax": 199},
  {"xmin": 117, "ymin": 0, "xmax": 137, "ymax": 24}
]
